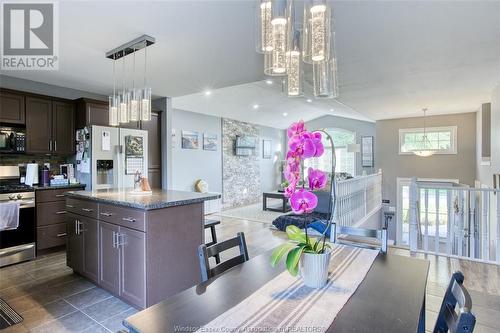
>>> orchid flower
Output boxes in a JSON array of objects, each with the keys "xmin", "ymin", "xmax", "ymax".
[
  {"xmin": 310, "ymin": 131, "xmax": 324, "ymax": 157},
  {"xmin": 308, "ymin": 168, "xmax": 327, "ymax": 190},
  {"xmin": 287, "ymin": 120, "xmax": 305, "ymax": 139},
  {"xmin": 288, "ymin": 132, "xmax": 316, "ymax": 158},
  {"xmin": 289, "ymin": 189, "xmax": 318, "ymax": 214}
]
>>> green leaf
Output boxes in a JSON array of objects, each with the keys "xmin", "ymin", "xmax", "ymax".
[
  {"xmin": 270, "ymin": 243, "xmax": 296, "ymax": 267},
  {"xmin": 286, "ymin": 245, "xmax": 306, "ymax": 276},
  {"xmin": 286, "ymin": 225, "xmax": 307, "ymax": 243}
]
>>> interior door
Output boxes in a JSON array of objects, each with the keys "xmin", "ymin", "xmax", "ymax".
[
  {"xmin": 119, "ymin": 226, "xmax": 146, "ymax": 308},
  {"xmin": 81, "ymin": 216, "xmax": 99, "ymax": 283},
  {"xmin": 98, "ymin": 221, "xmax": 120, "ymax": 294},
  {"xmin": 52, "ymin": 100, "xmax": 75, "ymax": 154},
  {"xmin": 26, "ymin": 96, "xmax": 52, "ymax": 153},
  {"xmin": 66, "ymin": 213, "xmax": 83, "ymax": 272},
  {"xmin": 119, "ymin": 128, "xmax": 148, "ymax": 188}
]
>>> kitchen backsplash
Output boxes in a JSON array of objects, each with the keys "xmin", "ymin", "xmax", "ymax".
[{"xmin": 0, "ymin": 154, "xmax": 70, "ymax": 175}]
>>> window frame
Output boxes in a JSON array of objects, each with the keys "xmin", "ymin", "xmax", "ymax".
[{"xmin": 398, "ymin": 126, "xmax": 457, "ymax": 155}]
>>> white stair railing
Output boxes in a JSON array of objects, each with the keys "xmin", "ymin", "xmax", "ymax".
[
  {"xmin": 408, "ymin": 178, "xmax": 500, "ymax": 264},
  {"xmin": 334, "ymin": 170, "xmax": 382, "ymax": 227}
]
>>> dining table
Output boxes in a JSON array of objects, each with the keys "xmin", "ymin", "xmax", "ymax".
[{"xmin": 123, "ymin": 248, "xmax": 430, "ymax": 333}]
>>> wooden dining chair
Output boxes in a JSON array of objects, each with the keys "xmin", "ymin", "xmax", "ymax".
[
  {"xmin": 198, "ymin": 232, "xmax": 249, "ymax": 282},
  {"xmin": 331, "ymin": 223, "xmax": 388, "ymax": 253},
  {"xmin": 433, "ymin": 271, "xmax": 476, "ymax": 333}
]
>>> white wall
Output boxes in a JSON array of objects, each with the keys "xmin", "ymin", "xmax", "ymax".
[{"xmin": 259, "ymin": 125, "xmax": 286, "ymax": 193}]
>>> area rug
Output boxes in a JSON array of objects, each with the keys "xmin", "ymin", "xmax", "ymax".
[
  {"xmin": 0, "ymin": 298, "xmax": 23, "ymax": 329},
  {"xmin": 219, "ymin": 200, "xmax": 287, "ymax": 224}
]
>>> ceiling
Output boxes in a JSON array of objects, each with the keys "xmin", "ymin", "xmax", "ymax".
[{"xmin": 4, "ymin": 1, "xmax": 500, "ymax": 126}]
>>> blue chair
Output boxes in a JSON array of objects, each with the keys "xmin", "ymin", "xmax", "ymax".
[{"xmin": 433, "ymin": 271, "xmax": 476, "ymax": 333}]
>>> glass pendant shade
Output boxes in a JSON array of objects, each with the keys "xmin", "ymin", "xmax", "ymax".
[
  {"xmin": 413, "ymin": 135, "xmax": 435, "ymax": 157},
  {"xmin": 119, "ymin": 92, "xmax": 129, "ymax": 123},
  {"xmin": 141, "ymin": 87, "xmax": 152, "ymax": 121},
  {"xmin": 312, "ymin": 57, "xmax": 338, "ymax": 98},
  {"xmin": 302, "ymin": 0, "xmax": 331, "ymax": 64},
  {"xmin": 256, "ymin": 0, "xmax": 273, "ymax": 53},
  {"xmin": 271, "ymin": 17, "xmax": 287, "ymax": 74},
  {"xmin": 108, "ymin": 96, "xmax": 119, "ymax": 126},
  {"xmin": 285, "ymin": 30, "xmax": 303, "ymax": 96},
  {"xmin": 129, "ymin": 88, "xmax": 140, "ymax": 121}
]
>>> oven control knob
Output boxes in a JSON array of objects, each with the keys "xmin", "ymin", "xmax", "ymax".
[{"xmin": 16, "ymin": 194, "xmax": 23, "ymax": 200}]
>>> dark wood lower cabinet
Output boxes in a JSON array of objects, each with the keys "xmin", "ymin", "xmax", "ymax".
[
  {"xmin": 98, "ymin": 221, "xmax": 120, "ymax": 294},
  {"xmin": 119, "ymin": 227, "xmax": 146, "ymax": 308},
  {"xmin": 66, "ymin": 213, "xmax": 99, "ymax": 284}
]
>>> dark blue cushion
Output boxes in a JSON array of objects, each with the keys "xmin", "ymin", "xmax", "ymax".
[{"xmin": 272, "ymin": 212, "xmax": 329, "ymax": 231}]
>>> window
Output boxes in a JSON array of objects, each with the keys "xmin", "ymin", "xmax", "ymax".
[
  {"xmin": 399, "ymin": 126, "xmax": 457, "ymax": 155},
  {"xmin": 304, "ymin": 128, "xmax": 356, "ymax": 176}
]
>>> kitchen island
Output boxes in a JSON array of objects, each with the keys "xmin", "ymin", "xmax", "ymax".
[{"xmin": 65, "ymin": 189, "xmax": 220, "ymax": 309}]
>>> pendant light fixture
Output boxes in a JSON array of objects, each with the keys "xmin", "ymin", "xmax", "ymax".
[
  {"xmin": 413, "ymin": 108, "xmax": 436, "ymax": 157},
  {"xmin": 257, "ymin": 0, "xmax": 338, "ymax": 99},
  {"xmin": 256, "ymin": 0, "xmax": 273, "ymax": 53},
  {"xmin": 106, "ymin": 35, "xmax": 155, "ymax": 126},
  {"xmin": 108, "ymin": 54, "xmax": 119, "ymax": 126}
]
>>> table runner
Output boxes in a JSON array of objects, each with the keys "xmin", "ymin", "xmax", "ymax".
[{"xmin": 196, "ymin": 244, "xmax": 379, "ymax": 333}]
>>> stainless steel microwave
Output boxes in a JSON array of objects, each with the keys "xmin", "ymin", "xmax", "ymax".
[{"xmin": 0, "ymin": 127, "xmax": 26, "ymax": 153}]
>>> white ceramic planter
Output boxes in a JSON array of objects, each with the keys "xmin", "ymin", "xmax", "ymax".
[{"xmin": 300, "ymin": 250, "xmax": 331, "ymax": 288}]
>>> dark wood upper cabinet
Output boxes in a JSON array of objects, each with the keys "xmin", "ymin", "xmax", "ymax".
[
  {"xmin": 0, "ymin": 90, "xmax": 25, "ymax": 124},
  {"xmin": 52, "ymin": 100, "xmax": 75, "ymax": 154},
  {"xmin": 26, "ymin": 96, "xmax": 52, "ymax": 153},
  {"xmin": 76, "ymin": 98, "xmax": 108, "ymax": 128}
]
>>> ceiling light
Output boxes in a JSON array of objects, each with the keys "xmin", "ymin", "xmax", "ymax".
[
  {"xmin": 306, "ymin": 99, "xmax": 312, "ymax": 103},
  {"xmin": 329, "ymin": 108, "xmax": 334, "ymax": 112},
  {"xmin": 204, "ymin": 90, "xmax": 212, "ymax": 96},
  {"xmin": 253, "ymin": 104, "xmax": 260, "ymax": 109},
  {"xmin": 413, "ymin": 108, "xmax": 436, "ymax": 157},
  {"xmin": 265, "ymin": 80, "xmax": 273, "ymax": 85},
  {"xmin": 283, "ymin": 112, "xmax": 288, "ymax": 117}
]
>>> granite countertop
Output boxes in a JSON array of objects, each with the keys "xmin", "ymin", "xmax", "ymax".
[
  {"xmin": 34, "ymin": 184, "xmax": 86, "ymax": 191},
  {"xmin": 66, "ymin": 188, "xmax": 221, "ymax": 210}
]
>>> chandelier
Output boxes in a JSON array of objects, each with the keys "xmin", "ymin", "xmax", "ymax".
[
  {"xmin": 106, "ymin": 35, "xmax": 155, "ymax": 126},
  {"xmin": 413, "ymin": 108, "xmax": 436, "ymax": 157},
  {"xmin": 256, "ymin": 0, "xmax": 338, "ymax": 99}
]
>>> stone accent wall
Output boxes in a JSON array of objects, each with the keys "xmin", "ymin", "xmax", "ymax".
[{"xmin": 222, "ymin": 118, "xmax": 261, "ymax": 208}]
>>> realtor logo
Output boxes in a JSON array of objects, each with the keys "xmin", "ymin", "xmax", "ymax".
[{"xmin": 1, "ymin": 1, "xmax": 59, "ymax": 70}]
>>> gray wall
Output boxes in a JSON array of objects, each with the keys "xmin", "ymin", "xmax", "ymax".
[
  {"xmin": 306, "ymin": 115, "xmax": 376, "ymax": 175},
  {"xmin": 375, "ymin": 112, "xmax": 477, "ymax": 207},
  {"xmin": 259, "ymin": 125, "xmax": 286, "ymax": 193},
  {"xmin": 171, "ymin": 109, "xmax": 222, "ymax": 193},
  {"xmin": 0, "ymin": 75, "xmax": 106, "ymax": 100}
]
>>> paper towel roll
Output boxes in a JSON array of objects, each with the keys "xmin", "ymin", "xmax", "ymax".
[{"xmin": 25, "ymin": 163, "xmax": 39, "ymax": 186}]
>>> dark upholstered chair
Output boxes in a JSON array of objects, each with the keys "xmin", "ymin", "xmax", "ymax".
[{"xmin": 433, "ymin": 271, "xmax": 476, "ymax": 333}]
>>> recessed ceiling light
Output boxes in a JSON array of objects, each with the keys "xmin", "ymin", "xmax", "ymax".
[
  {"xmin": 265, "ymin": 80, "xmax": 273, "ymax": 85},
  {"xmin": 329, "ymin": 108, "xmax": 334, "ymax": 112},
  {"xmin": 204, "ymin": 90, "xmax": 212, "ymax": 96},
  {"xmin": 306, "ymin": 99, "xmax": 312, "ymax": 103},
  {"xmin": 253, "ymin": 104, "xmax": 259, "ymax": 109},
  {"xmin": 283, "ymin": 112, "xmax": 288, "ymax": 117}
]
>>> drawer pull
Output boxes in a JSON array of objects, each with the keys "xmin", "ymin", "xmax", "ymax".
[
  {"xmin": 100, "ymin": 212, "xmax": 113, "ymax": 217},
  {"xmin": 57, "ymin": 233, "xmax": 67, "ymax": 237},
  {"xmin": 122, "ymin": 217, "xmax": 136, "ymax": 223},
  {"xmin": 56, "ymin": 210, "xmax": 67, "ymax": 215},
  {"xmin": 81, "ymin": 208, "xmax": 93, "ymax": 212},
  {"xmin": 66, "ymin": 204, "xmax": 74, "ymax": 208},
  {"xmin": 55, "ymin": 194, "xmax": 66, "ymax": 197}
]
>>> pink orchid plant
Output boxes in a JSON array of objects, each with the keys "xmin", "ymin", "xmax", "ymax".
[
  {"xmin": 271, "ymin": 120, "xmax": 332, "ymax": 276},
  {"xmin": 284, "ymin": 120, "xmax": 327, "ymax": 214}
]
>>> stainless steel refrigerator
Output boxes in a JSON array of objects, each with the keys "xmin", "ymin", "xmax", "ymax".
[{"xmin": 75, "ymin": 125, "xmax": 148, "ymax": 190}]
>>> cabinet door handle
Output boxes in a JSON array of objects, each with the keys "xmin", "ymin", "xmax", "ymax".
[
  {"xmin": 49, "ymin": 140, "xmax": 52, "ymax": 151},
  {"xmin": 122, "ymin": 217, "xmax": 136, "ymax": 223},
  {"xmin": 100, "ymin": 212, "xmax": 113, "ymax": 217},
  {"xmin": 66, "ymin": 204, "xmax": 74, "ymax": 208},
  {"xmin": 54, "ymin": 140, "xmax": 57, "ymax": 151},
  {"xmin": 56, "ymin": 210, "xmax": 67, "ymax": 215},
  {"xmin": 57, "ymin": 233, "xmax": 67, "ymax": 237},
  {"xmin": 117, "ymin": 233, "xmax": 126, "ymax": 247},
  {"xmin": 112, "ymin": 231, "xmax": 117, "ymax": 248},
  {"xmin": 55, "ymin": 194, "xmax": 65, "ymax": 198},
  {"xmin": 81, "ymin": 208, "xmax": 93, "ymax": 212},
  {"xmin": 75, "ymin": 220, "xmax": 79, "ymax": 235}
]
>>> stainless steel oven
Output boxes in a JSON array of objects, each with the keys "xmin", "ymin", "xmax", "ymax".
[{"xmin": 0, "ymin": 126, "xmax": 26, "ymax": 153}]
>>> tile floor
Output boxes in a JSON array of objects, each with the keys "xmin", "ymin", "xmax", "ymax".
[{"xmin": 1, "ymin": 214, "xmax": 499, "ymax": 332}]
